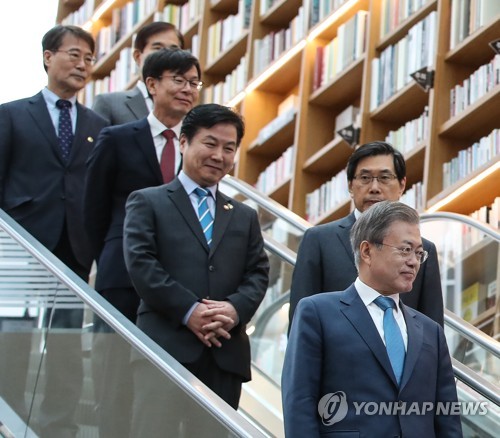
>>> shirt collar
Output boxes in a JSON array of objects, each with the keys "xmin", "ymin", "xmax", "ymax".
[
  {"xmin": 147, "ymin": 111, "xmax": 182, "ymax": 139},
  {"xmin": 354, "ymin": 208, "xmax": 362, "ymax": 220},
  {"xmin": 42, "ymin": 87, "xmax": 77, "ymax": 108},
  {"xmin": 354, "ymin": 277, "xmax": 400, "ymax": 310},
  {"xmin": 178, "ymin": 171, "xmax": 217, "ymax": 199}
]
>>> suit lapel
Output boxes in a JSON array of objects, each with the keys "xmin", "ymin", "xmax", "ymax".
[
  {"xmin": 336, "ymin": 213, "xmax": 357, "ymax": 269},
  {"xmin": 209, "ymin": 191, "xmax": 233, "ymax": 257},
  {"xmin": 133, "ymin": 118, "xmax": 163, "ymax": 183},
  {"xmin": 69, "ymin": 103, "xmax": 94, "ymax": 163},
  {"xmin": 168, "ymin": 180, "xmax": 209, "ymax": 251},
  {"xmin": 26, "ymin": 92, "xmax": 62, "ymax": 163},
  {"xmin": 399, "ymin": 305, "xmax": 423, "ymax": 391},
  {"xmin": 340, "ymin": 285, "xmax": 398, "ymax": 386},
  {"xmin": 125, "ymin": 87, "xmax": 149, "ymax": 120}
]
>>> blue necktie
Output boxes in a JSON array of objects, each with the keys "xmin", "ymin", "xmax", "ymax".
[
  {"xmin": 194, "ymin": 188, "xmax": 214, "ymax": 246},
  {"xmin": 56, "ymin": 99, "xmax": 74, "ymax": 162},
  {"xmin": 374, "ymin": 296, "xmax": 406, "ymax": 385}
]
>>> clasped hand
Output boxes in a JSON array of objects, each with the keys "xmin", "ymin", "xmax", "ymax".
[{"xmin": 187, "ymin": 299, "xmax": 238, "ymax": 348}]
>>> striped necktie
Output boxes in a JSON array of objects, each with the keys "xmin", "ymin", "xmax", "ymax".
[
  {"xmin": 194, "ymin": 187, "xmax": 214, "ymax": 246},
  {"xmin": 374, "ymin": 296, "xmax": 406, "ymax": 385}
]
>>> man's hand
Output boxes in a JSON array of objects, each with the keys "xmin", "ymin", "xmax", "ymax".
[{"xmin": 186, "ymin": 301, "xmax": 236, "ymax": 347}]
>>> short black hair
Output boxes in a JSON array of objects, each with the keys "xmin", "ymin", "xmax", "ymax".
[
  {"xmin": 142, "ymin": 48, "xmax": 201, "ymax": 82},
  {"xmin": 134, "ymin": 21, "xmax": 184, "ymax": 51},
  {"xmin": 42, "ymin": 25, "xmax": 95, "ymax": 71},
  {"xmin": 181, "ymin": 104, "xmax": 245, "ymax": 146},
  {"xmin": 346, "ymin": 141, "xmax": 406, "ymax": 182}
]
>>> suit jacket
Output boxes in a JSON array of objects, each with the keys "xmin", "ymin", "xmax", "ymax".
[
  {"xmin": 123, "ymin": 179, "xmax": 270, "ymax": 380},
  {"xmin": 289, "ymin": 212, "xmax": 444, "ymax": 327},
  {"xmin": 92, "ymin": 86, "xmax": 148, "ymax": 125},
  {"xmin": 0, "ymin": 92, "xmax": 107, "ymax": 271},
  {"xmin": 282, "ymin": 285, "xmax": 462, "ymax": 437},
  {"xmin": 84, "ymin": 117, "xmax": 164, "ymax": 291}
]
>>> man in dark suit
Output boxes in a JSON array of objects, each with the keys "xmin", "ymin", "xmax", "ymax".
[
  {"xmin": 123, "ymin": 104, "xmax": 269, "ymax": 435},
  {"xmin": 283, "ymin": 201, "xmax": 462, "ymax": 437},
  {"xmin": 92, "ymin": 21, "xmax": 184, "ymax": 125},
  {"xmin": 0, "ymin": 25, "xmax": 107, "ymax": 437},
  {"xmin": 83, "ymin": 48, "xmax": 201, "ymax": 436},
  {"xmin": 289, "ymin": 141, "xmax": 444, "ymax": 329}
]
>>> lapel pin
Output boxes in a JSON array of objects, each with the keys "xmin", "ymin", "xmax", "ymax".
[
  {"xmin": 224, "ymin": 203, "xmax": 233, "ymax": 210},
  {"xmin": 87, "ymin": 136, "xmax": 94, "ymax": 142}
]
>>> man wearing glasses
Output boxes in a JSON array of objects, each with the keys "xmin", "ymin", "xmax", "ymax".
[
  {"xmin": 92, "ymin": 21, "xmax": 184, "ymax": 125},
  {"xmin": 0, "ymin": 25, "xmax": 107, "ymax": 437},
  {"xmin": 283, "ymin": 201, "xmax": 461, "ymax": 437},
  {"xmin": 83, "ymin": 47, "xmax": 201, "ymax": 436},
  {"xmin": 289, "ymin": 141, "xmax": 444, "ymax": 329}
]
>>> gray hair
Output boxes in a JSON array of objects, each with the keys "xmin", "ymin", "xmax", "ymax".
[{"xmin": 350, "ymin": 201, "xmax": 420, "ymax": 268}]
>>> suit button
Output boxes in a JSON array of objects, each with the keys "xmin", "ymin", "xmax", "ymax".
[
  {"xmin": 208, "ymin": 265, "xmax": 215, "ymax": 272},
  {"xmin": 398, "ymin": 400, "xmax": 403, "ymax": 407}
]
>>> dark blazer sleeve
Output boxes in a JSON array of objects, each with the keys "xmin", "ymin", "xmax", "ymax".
[
  {"xmin": 225, "ymin": 206, "xmax": 269, "ymax": 325},
  {"xmin": 123, "ymin": 189, "xmax": 201, "ymax": 326},
  {"xmin": 289, "ymin": 227, "xmax": 323, "ymax": 327},
  {"xmin": 83, "ymin": 126, "xmax": 117, "ymax": 258},
  {"xmin": 416, "ymin": 240, "xmax": 444, "ymax": 326},
  {"xmin": 434, "ymin": 324, "xmax": 463, "ymax": 436},
  {"xmin": 282, "ymin": 297, "xmax": 324, "ymax": 437},
  {"xmin": 0, "ymin": 103, "xmax": 13, "ymax": 207}
]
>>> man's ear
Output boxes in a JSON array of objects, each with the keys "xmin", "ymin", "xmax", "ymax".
[
  {"xmin": 145, "ymin": 76, "xmax": 156, "ymax": 98},
  {"xmin": 359, "ymin": 241, "xmax": 372, "ymax": 266}
]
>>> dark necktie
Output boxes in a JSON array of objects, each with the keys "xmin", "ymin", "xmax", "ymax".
[
  {"xmin": 194, "ymin": 188, "xmax": 214, "ymax": 246},
  {"xmin": 374, "ymin": 296, "xmax": 406, "ymax": 385},
  {"xmin": 56, "ymin": 99, "xmax": 74, "ymax": 162},
  {"xmin": 160, "ymin": 129, "xmax": 176, "ymax": 183}
]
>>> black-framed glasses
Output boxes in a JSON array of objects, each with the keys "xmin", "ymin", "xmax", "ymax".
[
  {"xmin": 54, "ymin": 49, "xmax": 96, "ymax": 66},
  {"xmin": 353, "ymin": 174, "xmax": 398, "ymax": 185},
  {"xmin": 160, "ymin": 75, "xmax": 203, "ymax": 90},
  {"xmin": 374, "ymin": 242, "xmax": 429, "ymax": 263}
]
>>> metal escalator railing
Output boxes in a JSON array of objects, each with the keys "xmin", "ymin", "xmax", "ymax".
[{"xmin": 0, "ymin": 209, "xmax": 267, "ymax": 438}]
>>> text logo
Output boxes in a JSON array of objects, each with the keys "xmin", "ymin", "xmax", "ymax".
[{"xmin": 318, "ymin": 391, "xmax": 348, "ymax": 426}]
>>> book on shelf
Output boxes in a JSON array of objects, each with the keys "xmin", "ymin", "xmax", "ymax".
[
  {"xmin": 485, "ymin": 280, "xmax": 497, "ymax": 310},
  {"xmin": 461, "ymin": 282, "xmax": 487, "ymax": 322}
]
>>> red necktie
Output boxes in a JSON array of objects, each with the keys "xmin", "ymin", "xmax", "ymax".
[{"xmin": 160, "ymin": 129, "xmax": 176, "ymax": 183}]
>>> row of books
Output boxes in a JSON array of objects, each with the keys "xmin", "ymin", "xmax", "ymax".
[
  {"xmin": 255, "ymin": 146, "xmax": 295, "ymax": 195},
  {"xmin": 309, "ymin": 0, "xmax": 349, "ymax": 28},
  {"xmin": 256, "ymin": 107, "xmax": 297, "ymax": 145},
  {"xmin": 370, "ymin": 11, "xmax": 437, "ymax": 110},
  {"xmin": 334, "ymin": 105, "xmax": 360, "ymax": 135},
  {"xmin": 206, "ymin": 1, "xmax": 252, "ymax": 64},
  {"xmin": 442, "ymin": 128, "xmax": 500, "ymax": 189},
  {"xmin": 385, "ymin": 106, "xmax": 429, "ymax": 154},
  {"xmin": 379, "ymin": 0, "xmax": 429, "ymax": 38},
  {"xmin": 312, "ymin": 10, "xmax": 368, "ymax": 90},
  {"xmin": 203, "ymin": 56, "xmax": 247, "ymax": 105},
  {"xmin": 154, "ymin": 0, "xmax": 202, "ymax": 34},
  {"xmin": 62, "ymin": 0, "xmax": 95, "ymax": 26},
  {"xmin": 305, "ymin": 169, "xmax": 349, "ymax": 223},
  {"xmin": 450, "ymin": 54, "xmax": 500, "ymax": 118},
  {"xmin": 94, "ymin": 0, "xmax": 157, "ymax": 62},
  {"xmin": 470, "ymin": 197, "xmax": 500, "ymax": 230},
  {"xmin": 400, "ymin": 181, "xmax": 425, "ymax": 211},
  {"xmin": 450, "ymin": 0, "xmax": 500, "ymax": 50},
  {"xmin": 253, "ymin": 6, "xmax": 306, "ymax": 76}
]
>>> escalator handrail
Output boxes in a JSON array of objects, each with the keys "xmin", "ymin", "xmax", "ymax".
[
  {"xmin": 451, "ymin": 359, "xmax": 500, "ymax": 406},
  {"xmin": 445, "ymin": 308, "xmax": 500, "ymax": 359},
  {"xmin": 221, "ymin": 175, "xmax": 311, "ymax": 232},
  {"xmin": 0, "ymin": 209, "xmax": 267, "ymax": 438},
  {"xmin": 420, "ymin": 212, "xmax": 500, "ymax": 240}
]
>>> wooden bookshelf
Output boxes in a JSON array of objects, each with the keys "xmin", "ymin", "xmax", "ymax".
[{"xmin": 59, "ymin": 0, "xmax": 500, "ymax": 224}]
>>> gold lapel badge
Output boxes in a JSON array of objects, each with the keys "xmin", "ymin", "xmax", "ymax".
[
  {"xmin": 224, "ymin": 203, "xmax": 233, "ymax": 210},
  {"xmin": 87, "ymin": 136, "xmax": 94, "ymax": 143}
]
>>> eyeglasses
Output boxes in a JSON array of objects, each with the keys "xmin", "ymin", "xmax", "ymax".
[
  {"xmin": 374, "ymin": 242, "xmax": 429, "ymax": 264},
  {"xmin": 160, "ymin": 75, "xmax": 203, "ymax": 90},
  {"xmin": 54, "ymin": 49, "xmax": 96, "ymax": 66},
  {"xmin": 353, "ymin": 174, "xmax": 398, "ymax": 185}
]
